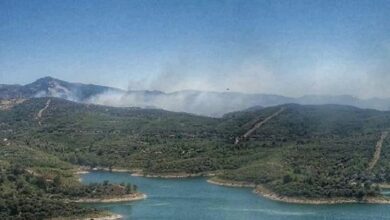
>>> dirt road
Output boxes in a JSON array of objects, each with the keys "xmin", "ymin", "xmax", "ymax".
[
  {"xmin": 235, "ymin": 107, "xmax": 285, "ymax": 145},
  {"xmin": 367, "ymin": 131, "xmax": 389, "ymax": 171},
  {"xmin": 36, "ymin": 99, "xmax": 51, "ymax": 125}
]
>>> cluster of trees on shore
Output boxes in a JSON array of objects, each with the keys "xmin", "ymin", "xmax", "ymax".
[
  {"xmin": 0, "ymin": 139, "xmax": 139, "ymax": 219},
  {"xmin": 0, "ymin": 162, "xmax": 94, "ymax": 219}
]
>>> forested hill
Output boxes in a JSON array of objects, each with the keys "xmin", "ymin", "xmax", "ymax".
[{"xmin": 2, "ymin": 98, "xmax": 390, "ymax": 205}]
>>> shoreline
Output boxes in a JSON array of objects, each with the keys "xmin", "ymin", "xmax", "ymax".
[
  {"xmin": 380, "ymin": 183, "xmax": 390, "ymax": 189},
  {"xmin": 132, "ymin": 172, "xmax": 215, "ymax": 179},
  {"xmin": 207, "ymin": 177, "xmax": 390, "ymax": 205},
  {"xmin": 78, "ymin": 166, "xmax": 216, "ymax": 179},
  {"xmin": 52, "ymin": 213, "xmax": 123, "ymax": 220},
  {"xmin": 73, "ymin": 192, "xmax": 147, "ymax": 203},
  {"xmin": 206, "ymin": 177, "xmax": 255, "ymax": 188},
  {"xmin": 81, "ymin": 213, "xmax": 123, "ymax": 220},
  {"xmin": 76, "ymin": 166, "xmax": 139, "ymax": 174}
]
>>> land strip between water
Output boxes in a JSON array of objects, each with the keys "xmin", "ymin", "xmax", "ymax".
[{"xmin": 207, "ymin": 177, "xmax": 390, "ymax": 205}]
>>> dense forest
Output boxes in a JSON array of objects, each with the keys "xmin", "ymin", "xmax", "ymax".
[
  {"xmin": 0, "ymin": 121, "xmax": 139, "ymax": 219},
  {"xmin": 1, "ymin": 97, "xmax": 390, "ymax": 217}
]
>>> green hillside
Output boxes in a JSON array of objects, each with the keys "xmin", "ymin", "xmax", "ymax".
[{"xmin": 1, "ymin": 97, "xmax": 390, "ymax": 217}]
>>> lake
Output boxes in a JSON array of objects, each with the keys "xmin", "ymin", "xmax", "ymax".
[{"xmin": 81, "ymin": 171, "xmax": 390, "ymax": 220}]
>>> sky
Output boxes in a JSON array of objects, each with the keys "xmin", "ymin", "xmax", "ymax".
[{"xmin": 1, "ymin": 0, "xmax": 390, "ymax": 98}]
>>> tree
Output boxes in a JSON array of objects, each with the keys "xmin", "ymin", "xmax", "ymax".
[
  {"xmin": 53, "ymin": 175, "xmax": 62, "ymax": 187},
  {"xmin": 126, "ymin": 183, "xmax": 132, "ymax": 194},
  {"xmin": 283, "ymin": 175, "xmax": 292, "ymax": 184}
]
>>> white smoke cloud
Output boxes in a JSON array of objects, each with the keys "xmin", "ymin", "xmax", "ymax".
[
  {"xmin": 33, "ymin": 80, "xmax": 80, "ymax": 102},
  {"xmin": 84, "ymin": 42, "xmax": 390, "ymax": 116}
]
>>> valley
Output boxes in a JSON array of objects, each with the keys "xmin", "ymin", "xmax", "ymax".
[{"xmin": 2, "ymin": 97, "xmax": 390, "ymax": 218}]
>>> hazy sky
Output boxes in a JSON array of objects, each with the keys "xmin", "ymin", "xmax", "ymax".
[{"xmin": 1, "ymin": 0, "xmax": 389, "ymax": 98}]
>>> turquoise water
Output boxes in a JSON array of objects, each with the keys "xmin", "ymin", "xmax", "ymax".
[{"xmin": 81, "ymin": 171, "xmax": 390, "ymax": 220}]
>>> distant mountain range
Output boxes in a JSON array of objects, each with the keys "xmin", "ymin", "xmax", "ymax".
[{"xmin": 1, "ymin": 76, "xmax": 390, "ymax": 116}]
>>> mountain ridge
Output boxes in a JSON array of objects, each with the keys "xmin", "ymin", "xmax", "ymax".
[{"xmin": 2, "ymin": 76, "xmax": 390, "ymax": 116}]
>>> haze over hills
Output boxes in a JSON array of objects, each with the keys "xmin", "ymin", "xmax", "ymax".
[{"xmin": 2, "ymin": 76, "xmax": 390, "ymax": 116}]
